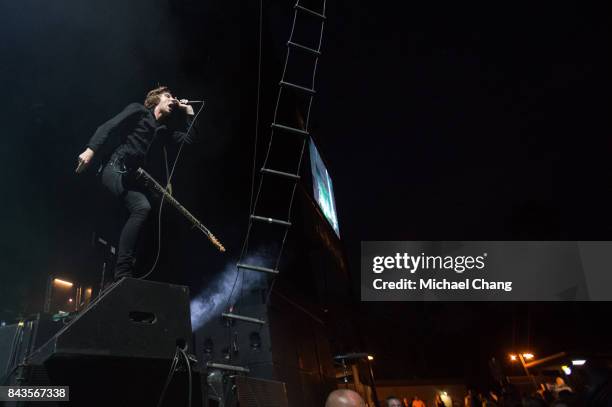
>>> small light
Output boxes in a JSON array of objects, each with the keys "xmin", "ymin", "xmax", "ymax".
[
  {"xmin": 68, "ymin": 298, "xmax": 73, "ymax": 303},
  {"xmin": 522, "ymin": 353, "xmax": 535, "ymax": 360},
  {"xmin": 249, "ymin": 331, "xmax": 262, "ymax": 350},
  {"xmin": 510, "ymin": 354, "xmax": 517, "ymax": 361},
  {"xmin": 53, "ymin": 278, "xmax": 73, "ymax": 287},
  {"xmin": 367, "ymin": 355, "xmax": 374, "ymax": 361},
  {"xmin": 203, "ymin": 338, "xmax": 213, "ymax": 354},
  {"xmin": 18, "ymin": 321, "xmax": 25, "ymax": 327},
  {"xmin": 561, "ymin": 365, "xmax": 572, "ymax": 375},
  {"xmin": 572, "ymin": 360, "xmax": 586, "ymax": 366}
]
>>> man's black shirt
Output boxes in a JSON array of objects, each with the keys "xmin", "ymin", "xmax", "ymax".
[{"xmin": 86, "ymin": 102, "xmax": 193, "ymax": 167}]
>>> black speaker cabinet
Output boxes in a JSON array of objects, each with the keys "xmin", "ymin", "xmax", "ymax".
[
  {"xmin": 0, "ymin": 313, "xmax": 61, "ymax": 383},
  {"xmin": 196, "ymin": 289, "xmax": 336, "ymax": 407},
  {"xmin": 14, "ymin": 278, "xmax": 201, "ymax": 406},
  {"xmin": 30, "ymin": 278, "xmax": 192, "ymax": 362},
  {"xmin": 235, "ymin": 376, "xmax": 289, "ymax": 407}
]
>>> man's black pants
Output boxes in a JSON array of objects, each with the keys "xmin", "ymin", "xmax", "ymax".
[{"xmin": 100, "ymin": 157, "xmax": 151, "ymax": 280}]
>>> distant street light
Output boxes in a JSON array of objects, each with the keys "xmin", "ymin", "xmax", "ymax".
[
  {"xmin": 365, "ymin": 354, "xmax": 380, "ymax": 407},
  {"xmin": 509, "ymin": 352, "xmax": 539, "ymax": 391},
  {"xmin": 509, "ymin": 353, "xmax": 534, "ymax": 362},
  {"xmin": 53, "ymin": 278, "xmax": 73, "ymax": 288}
]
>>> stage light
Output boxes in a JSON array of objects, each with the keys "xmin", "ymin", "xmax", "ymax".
[
  {"xmin": 522, "ymin": 353, "xmax": 534, "ymax": 360},
  {"xmin": 509, "ymin": 354, "xmax": 517, "ymax": 361},
  {"xmin": 368, "ymin": 355, "xmax": 374, "ymax": 361},
  {"xmin": 53, "ymin": 278, "xmax": 73, "ymax": 287},
  {"xmin": 572, "ymin": 360, "xmax": 586, "ymax": 366},
  {"xmin": 561, "ymin": 365, "xmax": 571, "ymax": 375},
  {"xmin": 203, "ymin": 338, "xmax": 214, "ymax": 354},
  {"xmin": 249, "ymin": 331, "xmax": 262, "ymax": 350}
]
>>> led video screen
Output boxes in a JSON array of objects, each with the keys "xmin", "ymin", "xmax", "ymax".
[{"xmin": 309, "ymin": 139, "xmax": 340, "ymax": 237}]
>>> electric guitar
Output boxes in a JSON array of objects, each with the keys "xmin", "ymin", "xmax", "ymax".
[{"xmin": 135, "ymin": 167, "xmax": 225, "ymax": 252}]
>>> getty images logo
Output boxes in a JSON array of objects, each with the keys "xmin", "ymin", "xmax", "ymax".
[{"xmin": 372, "ymin": 252, "xmax": 488, "ymax": 274}]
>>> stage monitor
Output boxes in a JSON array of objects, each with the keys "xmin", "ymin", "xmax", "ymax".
[{"xmin": 309, "ymin": 138, "xmax": 340, "ymax": 237}]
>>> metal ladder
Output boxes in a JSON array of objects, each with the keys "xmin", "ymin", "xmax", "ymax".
[{"xmin": 219, "ymin": 0, "xmax": 328, "ymax": 369}]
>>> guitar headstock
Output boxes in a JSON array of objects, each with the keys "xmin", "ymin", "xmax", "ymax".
[{"xmin": 209, "ymin": 233, "xmax": 226, "ymax": 252}]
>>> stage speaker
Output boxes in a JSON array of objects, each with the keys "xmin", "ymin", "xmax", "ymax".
[
  {"xmin": 196, "ymin": 288, "xmax": 336, "ymax": 407},
  {"xmin": 202, "ymin": 374, "xmax": 288, "ymax": 407},
  {"xmin": 12, "ymin": 278, "xmax": 201, "ymax": 406},
  {"xmin": 235, "ymin": 376, "xmax": 289, "ymax": 407},
  {"xmin": 0, "ymin": 314, "xmax": 61, "ymax": 383},
  {"xmin": 29, "ymin": 277, "xmax": 192, "ymax": 363},
  {"xmin": 1, "ymin": 323, "xmax": 22, "ymax": 380}
]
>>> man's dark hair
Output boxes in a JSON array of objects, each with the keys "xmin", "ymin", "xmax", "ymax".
[{"xmin": 144, "ymin": 86, "xmax": 171, "ymax": 109}]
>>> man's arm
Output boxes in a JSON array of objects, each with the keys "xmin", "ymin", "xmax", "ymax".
[
  {"xmin": 76, "ymin": 103, "xmax": 143, "ymax": 173},
  {"xmin": 168, "ymin": 100, "xmax": 196, "ymax": 144},
  {"xmin": 86, "ymin": 103, "xmax": 143, "ymax": 152}
]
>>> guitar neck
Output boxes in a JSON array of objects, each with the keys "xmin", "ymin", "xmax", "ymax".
[
  {"xmin": 134, "ymin": 168, "xmax": 226, "ymax": 253},
  {"xmin": 137, "ymin": 169, "xmax": 199, "ymax": 223}
]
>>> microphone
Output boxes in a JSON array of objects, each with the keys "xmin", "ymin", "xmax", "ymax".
[{"xmin": 181, "ymin": 99, "xmax": 205, "ymax": 104}]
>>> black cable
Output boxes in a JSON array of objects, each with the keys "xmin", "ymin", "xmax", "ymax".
[
  {"xmin": 140, "ymin": 101, "xmax": 206, "ymax": 281},
  {"xmin": 225, "ymin": 0, "xmax": 265, "ymax": 313},
  {"xmin": 4, "ymin": 323, "xmax": 20, "ymax": 376},
  {"xmin": 168, "ymin": 102, "xmax": 205, "ymax": 183},
  {"xmin": 227, "ymin": 0, "xmax": 303, "ymax": 309},
  {"xmin": 4, "ymin": 322, "xmax": 27, "ymax": 387},
  {"xmin": 180, "ymin": 348, "xmax": 192, "ymax": 407},
  {"xmin": 249, "ymin": 0, "xmax": 264, "ymax": 216},
  {"xmin": 225, "ymin": 0, "xmax": 266, "ymax": 314},
  {"xmin": 156, "ymin": 347, "xmax": 181, "ymax": 407},
  {"xmin": 0, "ymin": 364, "xmax": 20, "ymax": 386}
]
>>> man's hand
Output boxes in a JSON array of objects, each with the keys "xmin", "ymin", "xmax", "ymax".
[
  {"xmin": 178, "ymin": 99, "xmax": 194, "ymax": 116},
  {"xmin": 76, "ymin": 148, "xmax": 95, "ymax": 173}
]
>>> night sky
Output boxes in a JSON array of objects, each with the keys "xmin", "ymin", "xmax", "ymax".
[{"xmin": 1, "ymin": 1, "xmax": 611, "ymax": 383}]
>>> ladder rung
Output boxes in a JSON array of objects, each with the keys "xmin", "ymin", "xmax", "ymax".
[
  {"xmin": 261, "ymin": 168, "xmax": 300, "ymax": 181},
  {"xmin": 271, "ymin": 123, "xmax": 309, "ymax": 137},
  {"xmin": 237, "ymin": 263, "xmax": 279, "ymax": 274},
  {"xmin": 206, "ymin": 362, "xmax": 250, "ymax": 373},
  {"xmin": 287, "ymin": 41, "xmax": 321, "ymax": 56},
  {"xmin": 294, "ymin": 4, "xmax": 326, "ymax": 19},
  {"xmin": 250, "ymin": 215, "xmax": 291, "ymax": 227},
  {"xmin": 280, "ymin": 80, "xmax": 316, "ymax": 95},
  {"xmin": 222, "ymin": 313, "xmax": 266, "ymax": 325}
]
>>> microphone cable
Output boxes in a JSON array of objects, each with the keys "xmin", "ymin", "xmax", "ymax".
[
  {"xmin": 179, "ymin": 347, "xmax": 193, "ymax": 407},
  {"xmin": 156, "ymin": 346, "xmax": 181, "ymax": 407},
  {"xmin": 140, "ymin": 100, "xmax": 206, "ymax": 281}
]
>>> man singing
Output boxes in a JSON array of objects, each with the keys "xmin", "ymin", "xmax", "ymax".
[{"xmin": 76, "ymin": 86, "xmax": 195, "ymax": 282}]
